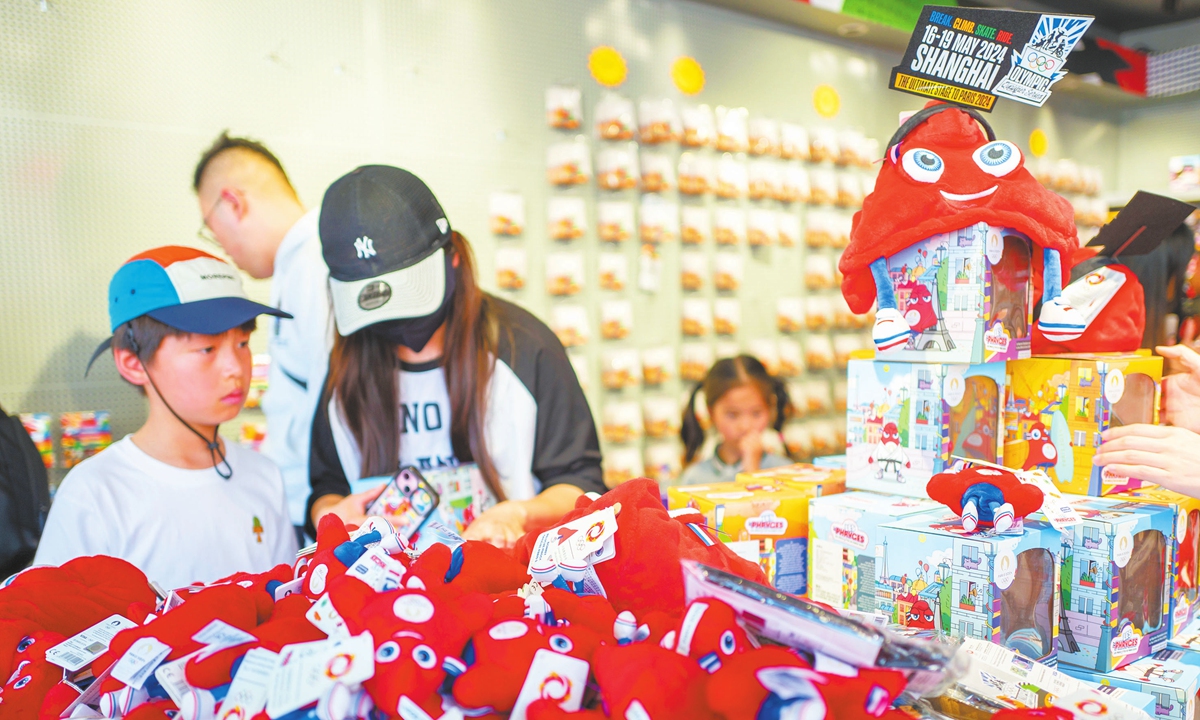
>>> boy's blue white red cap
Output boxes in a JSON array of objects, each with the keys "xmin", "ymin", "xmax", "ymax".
[{"xmin": 86, "ymin": 246, "xmax": 291, "ymax": 372}]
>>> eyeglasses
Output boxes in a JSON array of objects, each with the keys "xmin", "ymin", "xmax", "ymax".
[{"xmin": 196, "ymin": 194, "xmax": 225, "ymax": 248}]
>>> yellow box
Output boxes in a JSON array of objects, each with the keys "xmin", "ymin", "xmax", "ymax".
[
  {"xmin": 1004, "ymin": 353, "xmax": 1162, "ymax": 496},
  {"xmin": 736, "ymin": 462, "xmax": 847, "ymax": 491},
  {"xmin": 1108, "ymin": 485, "xmax": 1200, "ymax": 638},
  {"xmin": 668, "ymin": 473, "xmax": 843, "ymax": 596}
]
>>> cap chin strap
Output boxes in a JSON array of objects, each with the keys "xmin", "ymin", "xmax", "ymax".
[{"xmin": 125, "ymin": 326, "xmax": 233, "ymax": 481}]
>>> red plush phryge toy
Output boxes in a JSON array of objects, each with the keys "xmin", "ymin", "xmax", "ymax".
[
  {"xmin": 706, "ymin": 646, "xmax": 910, "ymax": 720},
  {"xmin": 407, "ymin": 538, "xmax": 530, "ymax": 599},
  {"xmin": 452, "ymin": 617, "xmax": 602, "ymax": 716},
  {"xmin": 528, "ymin": 641, "xmax": 717, "ymax": 720},
  {"xmin": 927, "ymin": 466, "xmax": 1045, "ymax": 534},
  {"xmin": 91, "ymin": 584, "xmax": 261, "ymax": 716},
  {"xmin": 0, "ymin": 556, "xmax": 155, "ymax": 685},
  {"xmin": 659, "ymin": 598, "xmax": 751, "ymax": 674},
  {"xmin": 0, "ymin": 630, "xmax": 67, "ymax": 720},
  {"xmin": 345, "ymin": 583, "xmax": 492, "ymax": 719},
  {"xmin": 1032, "ymin": 262, "xmax": 1146, "ymax": 353},
  {"xmin": 301, "ymin": 515, "xmax": 396, "ymax": 601},
  {"xmin": 839, "ymin": 101, "xmax": 1083, "ymax": 352},
  {"xmin": 513, "ymin": 479, "xmax": 766, "ymax": 622}
]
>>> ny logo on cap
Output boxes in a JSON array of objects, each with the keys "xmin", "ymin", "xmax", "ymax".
[
  {"xmin": 354, "ymin": 236, "xmax": 376, "ymax": 260},
  {"xmin": 436, "ymin": 218, "xmax": 449, "ymax": 234}
]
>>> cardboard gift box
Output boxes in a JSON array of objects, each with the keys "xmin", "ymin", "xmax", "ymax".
[
  {"xmin": 1037, "ymin": 496, "xmax": 1174, "ymax": 672},
  {"xmin": 667, "ymin": 474, "xmax": 843, "ymax": 596},
  {"xmin": 1063, "ymin": 649, "xmax": 1200, "ymax": 720},
  {"xmin": 871, "ymin": 222, "xmax": 1035, "ymax": 364},
  {"xmin": 877, "ymin": 511, "xmax": 1063, "ymax": 665},
  {"xmin": 1005, "ymin": 353, "xmax": 1162, "ymax": 496},
  {"xmin": 1109, "ymin": 487, "xmax": 1200, "ymax": 640},
  {"xmin": 846, "ymin": 358, "xmax": 1006, "ymax": 498},
  {"xmin": 808, "ymin": 491, "xmax": 942, "ymax": 614}
]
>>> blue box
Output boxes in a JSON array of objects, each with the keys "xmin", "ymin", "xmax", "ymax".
[
  {"xmin": 1040, "ymin": 497, "xmax": 1175, "ymax": 673},
  {"xmin": 1064, "ymin": 649, "xmax": 1200, "ymax": 720},
  {"xmin": 878, "ymin": 511, "xmax": 1063, "ymax": 665},
  {"xmin": 846, "ymin": 359, "xmax": 1007, "ymax": 498},
  {"xmin": 808, "ymin": 491, "xmax": 941, "ymax": 613}
]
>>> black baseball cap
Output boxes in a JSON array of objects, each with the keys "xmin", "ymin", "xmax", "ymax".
[{"xmin": 319, "ymin": 165, "xmax": 453, "ymax": 336}]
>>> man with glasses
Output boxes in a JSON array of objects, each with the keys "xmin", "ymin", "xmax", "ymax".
[{"xmin": 194, "ymin": 132, "xmax": 330, "ymax": 545}]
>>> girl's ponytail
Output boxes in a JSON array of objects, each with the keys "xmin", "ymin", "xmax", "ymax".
[{"xmin": 680, "ymin": 382, "xmax": 707, "ymax": 464}]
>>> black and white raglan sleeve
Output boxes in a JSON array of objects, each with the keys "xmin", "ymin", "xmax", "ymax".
[
  {"xmin": 305, "ymin": 392, "xmax": 352, "ymax": 537},
  {"xmin": 495, "ymin": 299, "xmax": 607, "ymax": 496}
]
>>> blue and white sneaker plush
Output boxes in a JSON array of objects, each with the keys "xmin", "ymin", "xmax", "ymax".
[
  {"xmin": 872, "ymin": 308, "xmax": 913, "ymax": 353},
  {"xmin": 1037, "ymin": 295, "xmax": 1087, "ymax": 342}
]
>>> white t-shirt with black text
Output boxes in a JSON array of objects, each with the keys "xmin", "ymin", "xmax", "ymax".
[
  {"xmin": 396, "ymin": 360, "xmax": 458, "ymax": 472},
  {"xmin": 34, "ymin": 436, "xmax": 298, "ymax": 589}
]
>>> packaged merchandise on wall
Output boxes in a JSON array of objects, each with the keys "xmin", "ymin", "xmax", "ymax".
[
  {"xmin": 595, "ymin": 92, "xmax": 635, "ymax": 141},
  {"xmin": 1108, "ymin": 487, "xmax": 1200, "ymax": 639},
  {"xmin": 19, "ymin": 412, "xmax": 53, "ymax": 469},
  {"xmin": 597, "ymin": 200, "xmax": 634, "ymax": 243},
  {"xmin": 495, "ymin": 246, "xmax": 527, "ymax": 291},
  {"xmin": 1063, "ymin": 649, "xmax": 1200, "ymax": 720},
  {"xmin": 845, "ymin": 358, "xmax": 1006, "ymax": 498},
  {"xmin": 488, "ymin": 191, "xmax": 526, "ymax": 235},
  {"xmin": 877, "ymin": 511, "xmax": 1063, "ymax": 665},
  {"xmin": 808, "ymin": 491, "xmax": 942, "ymax": 614},
  {"xmin": 546, "ymin": 138, "xmax": 592, "ymax": 186},
  {"xmin": 1042, "ymin": 496, "xmax": 1174, "ymax": 672},
  {"xmin": 545, "ymin": 85, "xmax": 582, "ymax": 131},
  {"xmin": 1005, "ymin": 353, "xmax": 1163, "ymax": 496},
  {"xmin": 667, "ymin": 465, "xmax": 844, "ymax": 594},
  {"xmin": 59, "ymin": 411, "xmax": 112, "ymax": 469}
]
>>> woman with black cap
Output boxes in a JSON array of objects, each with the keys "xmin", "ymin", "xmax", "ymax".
[{"xmin": 306, "ymin": 165, "xmax": 605, "ymax": 547}]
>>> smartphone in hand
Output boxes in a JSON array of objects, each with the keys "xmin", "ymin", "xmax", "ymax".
[{"xmin": 365, "ymin": 467, "xmax": 440, "ymax": 540}]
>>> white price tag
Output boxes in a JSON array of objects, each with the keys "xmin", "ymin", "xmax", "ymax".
[
  {"xmin": 510, "ymin": 649, "xmax": 590, "ymax": 720},
  {"xmin": 219, "ymin": 648, "xmax": 280, "ymax": 720},
  {"xmin": 193, "ymin": 619, "xmax": 256, "ymax": 654},
  {"xmin": 110, "ymin": 637, "xmax": 173, "ymax": 689},
  {"xmin": 153, "ymin": 650, "xmax": 202, "ymax": 705},
  {"xmin": 44, "ymin": 615, "xmax": 137, "ymax": 672},
  {"xmin": 266, "ymin": 634, "xmax": 374, "ymax": 718},
  {"xmin": 345, "ymin": 546, "xmax": 407, "ymax": 592},
  {"xmin": 306, "ymin": 594, "xmax": 351, "ymax": 640}
]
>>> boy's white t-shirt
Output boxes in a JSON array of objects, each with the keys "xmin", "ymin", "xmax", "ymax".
[{"xmin": 33, "ymin": 435, "xmax": 298, "ymax": 590}]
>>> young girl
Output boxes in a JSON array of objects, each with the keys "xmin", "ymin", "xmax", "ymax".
[{"xmin": 679, "ymin": 355, "xmax": 793, "ymax": 485}]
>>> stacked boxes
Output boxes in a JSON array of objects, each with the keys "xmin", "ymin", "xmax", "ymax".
[
  {"xmin": 1004, "ymin": 353, "xmax": 1163, "ymax": 496},
  {"xmin": 1043, "ymin": 497, "xmax": 1174, "ymax": 672},
  {"xmin": 1109, "ymin": 487, "xmax": 1200, "ymax": 638},
  {"xmin": 876, "ymin": 511, "xmax": 1063, "ymax": 665},
  {"xmin": 667, "ymin": 466, "xmax": 844, "ymax": 595},
  {"xmin": 1064, "ymin": 649, "xmax": 1200, "ymax": 720},
  {"xmin": 808, "ymin": 491, "xmax": 941, "ymax": 613},
  {"xmin": 846, "ymin": 359, "xmax": 1006, "ymax": 497}
]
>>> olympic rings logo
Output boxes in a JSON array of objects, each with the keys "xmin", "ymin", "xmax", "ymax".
[{"xmin": 1027, "ymin": 52, "xmax": 1057, "ymax": 71}]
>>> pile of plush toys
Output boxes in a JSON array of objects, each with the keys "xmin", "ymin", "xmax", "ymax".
[{"xmin": 0, "ymin": 478, "xmax": 1050, "ymax": 720}]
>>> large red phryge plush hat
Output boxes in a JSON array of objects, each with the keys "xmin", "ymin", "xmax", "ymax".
[{"xmin": 840, "ymin": 101, "xmax": 1082, "ymax": 350}]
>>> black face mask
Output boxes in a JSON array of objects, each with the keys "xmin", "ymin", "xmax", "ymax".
[{"xmin": 366, "ymin": 252, "xmax": 458, "ymax": 352}]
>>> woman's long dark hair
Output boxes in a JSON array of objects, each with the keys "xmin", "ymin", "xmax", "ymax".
[
  {"xmin": 325, "ymin": 232, "xmax": 504, "ymax": 500},
  {"xmin": 680, "ymin": 354, "xmax": 789, "ymax": 464}
]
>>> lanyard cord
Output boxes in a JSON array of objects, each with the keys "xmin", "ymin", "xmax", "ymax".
[{"xmin": 127, "ymin": 327, "xmax": 233, "ymax": 480}]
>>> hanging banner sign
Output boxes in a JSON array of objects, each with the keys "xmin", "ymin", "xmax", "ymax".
[{"xmin": 889, "ymin": 6, "xmax": 1093, "ymax": 111}]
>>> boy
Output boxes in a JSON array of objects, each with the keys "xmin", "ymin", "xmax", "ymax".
[{"xmin": 34, "ymin": 246, "xmax": 299, "ymax": 589}]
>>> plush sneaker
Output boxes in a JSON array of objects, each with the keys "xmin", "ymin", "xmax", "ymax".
[
  {"xmin": 993, "ymin": 503, "xmax": 1015, "ymax": 533},
  {"xmin": 1037, "ymin": 295, "xmax": 1087, "ymax": 342},
  {"xmin": 962, "ymin": 500, "xmax": 979, "ymax": 533},
  {"xmin": 873, "ymin": 308, "xmax": 913, "ymax": 353}
]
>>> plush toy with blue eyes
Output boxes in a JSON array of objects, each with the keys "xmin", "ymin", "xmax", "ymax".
[
  {"xmin": 839, "ymin": 101, "xmax": 1084, "ymax": 353},
  {"xmin": 658, "ymin": 598, "xmax": 751, "ymax": 675}
]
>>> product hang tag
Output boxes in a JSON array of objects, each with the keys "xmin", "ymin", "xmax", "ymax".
[
  {"xmin": 589, "ymin": 534, "xmax": 617, "ymax": 564},
  {"xmin": 1025, "ymin": 467, "xmax": 1082, "ymax": 529},
  {"xmin": 45, "ymin": 614, "xmax": 137, "ymax": 672},
  {"xmin": 510, "ymin": 648, "xmax": 590, "ymax": 720},
  {"xmin": 220, "ymin": 647, "xmax": 280, "ymax": 720},
  {"xmin": 153, "ymin": 650, "xmax": 202, "ymax": 706},
  {"xmin": 1053, "ymin": 689, "xmax": 1151, "ymax": 720},
  {"xmin": 553, "ymin": 506, "xmax": 619, "ymax": 566},
  {"xmin": 273, "ymin": 576, "xmax": 305, "ymax": 602},
  {"xmin": 306, "ymin": 593, "xmax": 351, "ymax": 640},
  {"xmin": 110, "ymin": 636, "xmax": 173, "ymax": 689},
  {"xmin": 192, "ymin": 619, "xmax": 257, "ymax": 659},
  {"xmin": 346, "ymin": 546, "xmax": 407, "ymax": 592},
  {"xmin": 266, "ymin": 633, "xmax": 374, "ymax": 718}
]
